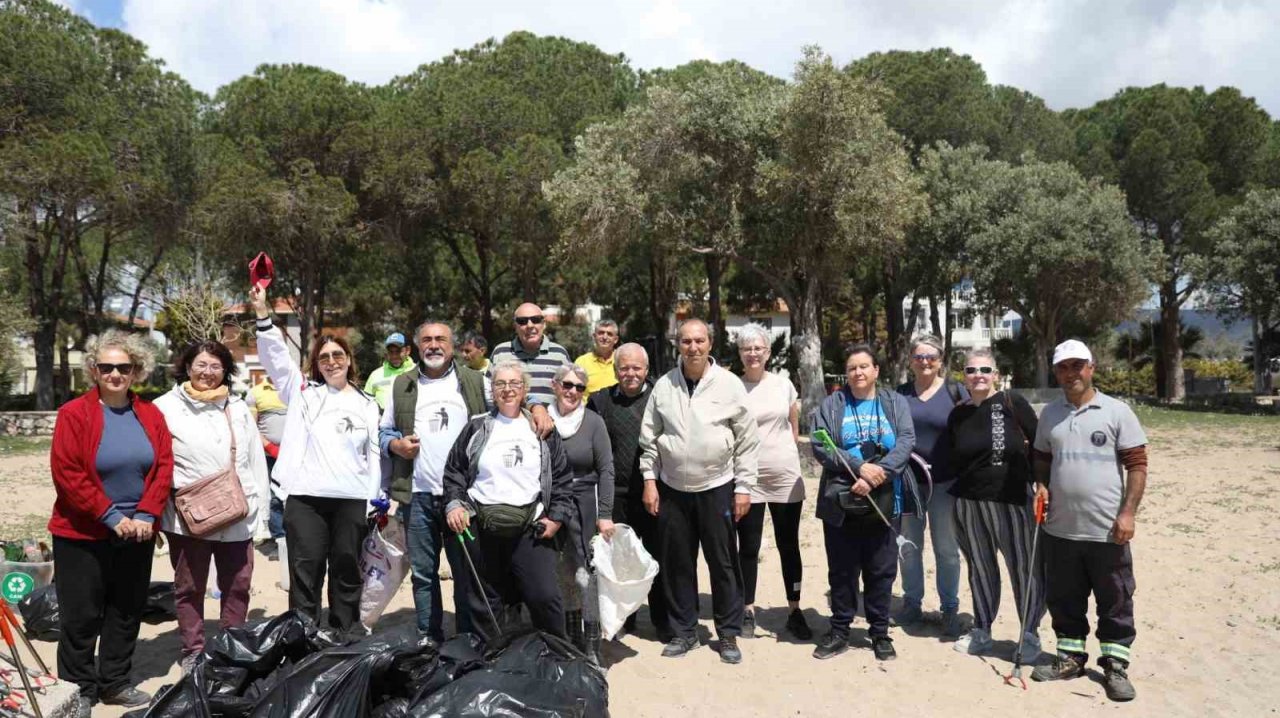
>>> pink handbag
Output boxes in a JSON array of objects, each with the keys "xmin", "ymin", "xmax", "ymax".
[{"xmin": 174, "ymin": 403, "xmax": 249, "ymax": 537}]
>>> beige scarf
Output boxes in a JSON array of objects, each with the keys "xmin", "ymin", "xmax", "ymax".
[{"xmin": 182, "ymin": 381, "xmax": 230, "ymax": 404}]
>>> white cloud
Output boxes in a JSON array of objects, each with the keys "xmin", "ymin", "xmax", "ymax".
[{"xmin": 116, "ymin": 0, "xmax": 1280, "ymax": 115}]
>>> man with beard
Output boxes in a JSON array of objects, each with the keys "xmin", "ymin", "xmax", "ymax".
[
  {"xmin": 640, "ymin": 319, "xmax": 760, "ymax": 664},
  {"xmin": 379, "ymin": 321, "xmax": 489, "ymax": 641},
  {"xmin": 587, "ymin": 343, "xmax": 667, "ymax": 639}
]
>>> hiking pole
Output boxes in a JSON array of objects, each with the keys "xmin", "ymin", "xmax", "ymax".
[
  {"xmin": 0, "ymin": 603, "xmax": 40, "ymax": 718},
  {"xmin": 1005, "ymin": 492, "xmax": 1047, "ymax": 690},
  {"xmin": 812, "ymin": 429, "xmax": 919, "ymax": 557},
  {"xmin": 456, "ymin": 528, "xmax": 502, "ymax": 638},
  {"xmin": 0, "ymin": 602, "xmax": 49, "ymax": 676}
]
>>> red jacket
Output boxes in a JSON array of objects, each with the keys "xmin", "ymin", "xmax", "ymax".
[{"xmin": 48, "ymin": 387, "xmax": 174, "ymax": 541}]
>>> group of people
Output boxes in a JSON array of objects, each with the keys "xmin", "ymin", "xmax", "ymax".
[{"xmin": 46, "ymin": 274, "xmax": 1149, "ymax": 717}]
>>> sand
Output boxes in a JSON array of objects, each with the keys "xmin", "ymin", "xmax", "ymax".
[{"xmin": 3, "ymin": 414, "xmax": 1278, "ymax": 717}]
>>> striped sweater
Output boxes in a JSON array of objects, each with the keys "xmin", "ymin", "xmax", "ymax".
[{"xmin": 489, "ymin": 336, "xmax": 571, "ymax": 406}]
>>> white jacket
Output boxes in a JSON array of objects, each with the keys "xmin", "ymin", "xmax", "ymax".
[
  {"xmin": 154, "ymin": 384, "xmax": 270, "ymax": 542},
  {"xmin": 256, "ymin": 321, "xmax": 384, "ymax": 500},
  {"xmin": 640, "ymin": 360, "xmax": 760, "ymax": 494}
]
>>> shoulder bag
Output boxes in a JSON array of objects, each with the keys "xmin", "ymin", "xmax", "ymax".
[{"xmin": 174, "ymin": 402, "xmax": 249, "ymax": 537}]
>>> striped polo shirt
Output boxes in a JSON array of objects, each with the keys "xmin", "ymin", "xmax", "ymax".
[{"xmin": 489, "ymin": 336, "xmax": 571, "ymax": 406}]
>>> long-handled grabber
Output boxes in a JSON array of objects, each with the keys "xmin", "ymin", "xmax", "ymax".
[
  {"xmin": 1005, "ymin": 492, "xmax": 1047, "ymax": 690},
  {"xmin": 0, "ymin": 600, "xmax": 42, "ymax": 718},
  {"xmin": 0, "ymin": 603, "xmax": 48, "ymax": 677},
  {"xmin": 456, "ymin": 528, "xmax": 502, "ymax": 637},
  {"xmin": 812, "ymin": 429, "xmax": 919, "ymax": 557}
]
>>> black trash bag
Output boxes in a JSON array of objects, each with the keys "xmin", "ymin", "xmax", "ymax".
[
  {"xmin": 406, "ymin": 631, "xmax": 608, "ymax": 718},
  {"xmin": 205, "ymin": 610, "xmax": 334, "ymax": 675},
  {"xmin": 16, "ymin": 585, "xmax": 59, "ymax": 641},
  {"xmin": 143, "ymin": 581, "xmax": 178, "ymax": 620}
]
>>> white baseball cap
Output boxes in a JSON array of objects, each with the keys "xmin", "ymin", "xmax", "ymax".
[{"xmin": 1052, "ymin": 339, "xmax": 1093, "ymax": 366}]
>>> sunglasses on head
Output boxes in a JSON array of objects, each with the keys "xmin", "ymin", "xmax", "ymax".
[
  {"xmin": 96, "ymin": 362, "xmax": 135, "ymax": 376},
  {"xmin": 515, "ymin": 316, "xmax": 544, "ymax": 326},
  {"xmin": 964, "ymin": 366, "xmax": 995, "ymax": 375},
  {"xmin": 560, "ymin": 380, "xmax": 587, "ymax": 392}
]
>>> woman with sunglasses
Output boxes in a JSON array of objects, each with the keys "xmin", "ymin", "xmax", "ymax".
[
  {"xmin": 154, "ymin": 340, "xmax": 269, "ymax": 672},
  {"xmin": 945, "ymin": 348, "xmax": 1045, "ymax": 658},
  {"xmin": 549, "ymin": 363, "xmax": 614, "ymax": 664},
  {"xmin": 733, "ymin": 323, "xmax": 811, "ymax": 641},
  {"xmin": 49, "ymin": 330, "xmax": 172, "ymax": 715},
  {"xmin": 893, "ymin": 335, "xmax": 967, "ymax": 636},
  {"xmin": 250, "ymin": 284, "xmax": 384, "ymax": 634},
  {"xmin": 443, "ymin": 359, "xmax": 575, "ymax": 642}
]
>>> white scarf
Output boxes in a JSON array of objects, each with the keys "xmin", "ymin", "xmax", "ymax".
[{"xmin": 550, "ymin": 402, "xmax": 586, "ymax": 439}]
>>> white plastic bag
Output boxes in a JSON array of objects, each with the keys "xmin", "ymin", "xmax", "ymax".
[
  {"xmin": 592, "ymin": 524, "xmax": 659, "ymax": 640},
  {"xmin": 358, "ymin": 515, "xmax": 408, "ymax": 628}
]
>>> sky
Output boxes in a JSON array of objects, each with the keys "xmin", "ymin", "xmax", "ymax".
[{"xmin": 57, "ymin": 0, "xmax": 1280, "ymax": 115}]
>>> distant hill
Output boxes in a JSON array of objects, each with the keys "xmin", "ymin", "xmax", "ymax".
[{"xmin": 1117, "ymin": 309, "xmax": 1252, "ymax": 348}]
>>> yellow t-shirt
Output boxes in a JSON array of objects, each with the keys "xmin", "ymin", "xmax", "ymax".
[{"xmin": 575, "ymin": 351, "xmax": 618, "ymax": 395}]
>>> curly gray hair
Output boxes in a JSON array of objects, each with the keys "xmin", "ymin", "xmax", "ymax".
[
  {"xmin": 84, "ymin": 329, "xmax": 157, "ymax": 378},
  {"xmin": 734, "ymin": 322, "xmax": 772, "ymax": 351}
]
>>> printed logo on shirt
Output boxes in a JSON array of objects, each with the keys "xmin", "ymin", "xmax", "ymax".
[
  {"xmin": 503, "ymin": 444, "xmax": 526, "ymax": 468},
  {"xmin": 1090, "ymin": 430, "xmax": 1108, "ymax": 447},
  {"xmin": 427, "ymin": 405, "xmax": 451, "ymax": 433}
]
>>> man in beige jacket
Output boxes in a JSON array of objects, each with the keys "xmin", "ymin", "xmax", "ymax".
[{"xmin": 640, "ymin": 319, "xmax": 760, "ymax": 664}]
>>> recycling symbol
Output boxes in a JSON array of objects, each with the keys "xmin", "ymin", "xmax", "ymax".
[{"xmin": 2, "ymin": 572, "xmax": 35, "ymax": 602}]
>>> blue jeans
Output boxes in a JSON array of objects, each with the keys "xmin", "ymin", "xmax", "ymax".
[
  {"xmin": 266, "ymin": 456, "xmax": 285, "ymax": 539},
  {"xmin": 899, "ymin": 482, "xmax": 961, "ymax": 612},
  {"xmin": 405, "ymin": 492, "xmax": 473, "ymax": 640}
]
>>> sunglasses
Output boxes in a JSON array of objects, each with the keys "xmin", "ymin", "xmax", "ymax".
[
  {"xmin": 515, "ymin": 316, "xmax": 544, "ymax": 326},
  {"xmin": 317, "ymin": 351, "xmax": 348, "ymax": 364},
  {"xmin": 964, "ymin": 366, "xmax": 995, "ymax": 375},
  {"xmin": 95, "ymin": 362, "xmax": 135, "ymax": 376},
  {"xmin": 560, "ymin": 381, "xmax": 587, "ymax": 392},
  {"xmin": 911, "ymin": 353, "xmax": 940, "ymax": 362}
]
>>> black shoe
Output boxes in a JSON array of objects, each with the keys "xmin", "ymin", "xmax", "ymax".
[
  {"xmin": 742, "ymin": 609, "xmax": 756, "ymax": 638},
  {"xmin": 812, "ymin": 631, "xmax": 849, "ymax": 660},
  {"xmin": 718, "ymin": 636, "xmax": 742, "ymax": 664},
  {"xmin": 258, "ymin": 539, "xmax": 279, "ymax": 560},
  {"xmin": 786, "ymin": 608, "xmax": 813, "ymax": 640},
  {"xmin": 1101, "ymin": 658, "xmax": 1136, "ymax": 702},
  {"xmin": 1031, "ymin": 652, "xmax": 1087, "ymax": 682},
  {"xmin": 584, "ymin": 621, "xmax": 604, "ymax": 667},
  {"xmin": 661, "ymin": 635, "xmax": 699, "ymax": 658},
  {"xmin": 655, "ymin": 623, "xmax": 675, "ymax": 645},
  {"xmin": 872, "ymin": 636, "xmax": 896, "ymax": 661},
  {"xmin": 100, "ymin": 685, "xmax": 151, "ymax": 707}
]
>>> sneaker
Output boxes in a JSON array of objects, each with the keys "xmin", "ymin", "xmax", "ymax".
[
  {"xmin": 812, "ymin": 631, "xmax": 849, "ymax": 660},
  {"xmin": 99, "ymin": 685, "xmax": 151, "ymax": 707},
  {"xmin": 1031, "ymin": 652, "xmax": 1087, "ymax": 682},
  {"xmin": 1101, "ymin": 659, "xmax": 1136, "ymax": 702},
  {"xmin": 953, "ymin": 627, "xmax": 993, "ymax": 655},
  {"xmin": 785, "ymin": 608, "xmax": 813, "ymax": 640},
  {"xmin": 741, "ymin": 609, "xmax": 756, "ymax": 639},
  {"xmin": 75, "ymin": 696, "xmax": 93, "ymax": 718},
  {"xmin": 941, "ymin": 609, "xmax": 965, "ymax": 638},
  {"xmin": 718, "ymin": 636, "xmax": 742, "ymax": 664},
  {"xmin": 180, "ymin": 653, "xmax": 199, "ymax": 676},
  {"xmin": 1016, "ymin": 631, "xmax": 1041, "ymax": 661},
  {"xmin": 891, "ymin": 603, "xmax": 923, "ymax": 627},
  {"xmin": 661, "ymin": 635, "xmax": 699, "ymax": 658},
  {"xmin": 872, "ymin": 635, "xmax": 897, "ymax": 661}
]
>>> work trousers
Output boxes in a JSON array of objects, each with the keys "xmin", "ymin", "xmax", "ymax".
[
  {"xmin": 463, "ymin": 522, "xmax": 565, "ymax": 643},
  {"xmin": 52, "ymin": 535, "xmax": 154, "ymax": 702},
  {"xmin": 403, "ymin": 492, "xmax": 473, "ymax": 641},
  {"xmin": 953, "ymin": 497, "xmax": 1045, "ymax": 633},
  {"xmin": 165, "ymin": 532, "xmax": 254, "ymax": 658},
  {"xmin": 1042, "ymin": 533, "xmax": 1137, "ymax": 665},
  {"xmin": 612, "ymin": 496, "xmax": 669, "ymax": 634},
  {"xmin": 283, "ymin": 494, "xmax": 367, "ymax": 632},
  {"xmin": 823, "ymin": 520, "xmax": 897, "ymax": 638},
  {"xmin": 736, "ymin": 501, "xmax": 804, "ymax": 605},
  {"xmin": 657, "ymin": 480, "xmax": 743, "ymax": 640}
]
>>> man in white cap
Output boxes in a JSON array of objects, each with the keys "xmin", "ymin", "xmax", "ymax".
[
  {"xmin": 1030, "ymin": 339, "xmax": 1148, "ymax": 702},
  {"xmin": 365, "ymin": 332, "xmax": 416, "ymax": 410}
]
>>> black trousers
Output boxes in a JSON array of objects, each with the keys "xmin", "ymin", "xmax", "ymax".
[
  {"xmin": 1042, "ymin": 533, "xmax": 1136, "ymax": 665},
  {"xmin": 52, "ymin": 535, "xmax": 154, "ymax": 702},
  {"xmin": 736, "ymin": 501, "xmax": 804, "ymax": 605},
  {"xmin": 657, "ymin": 480, "xmax": 743, "ymax": 640},
  {"xmin": 823, "ymin": 520, "xmax": 897, "ymax": 638},
  {"xmin": 462, "ymin": 523, "xmax": 565, "ymax": 643},
  {"xmin": 283, "ymin": 495, "xmax": 368, "ymax": 632},
  {"xmin": 612, "ymin": 496, "xmax": 669, "ymax": 633}
]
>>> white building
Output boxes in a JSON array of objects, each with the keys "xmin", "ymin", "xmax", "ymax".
[{"xmin": 902, "ymin": 280, "xmax": 1021, "ymax": 352}]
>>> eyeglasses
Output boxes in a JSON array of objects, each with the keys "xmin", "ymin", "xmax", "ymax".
[
  {"xmin": 741, "ymin": 346, "xmax": 768, "ymax": 355},
  {"xmin": 560, "ymin": 381, "xmax": 587, "ymax": 392},
  {"xmin": 191, "ymin": 362, "xmax": 224, "ymax": 374},
  {"xmin": 95, "ymin": 362, "xmax": 135, "ymax": 376},
  {"xmin": 515, "ymin": 316, "xmax": 545, "ymax": 326},
  {"xmin": 493, "ymin": 380, "xmax": 525, "ymax": 390},
  {"xmin": 317, "ymin": 350, "xmax": 348, "ymax": 364},
  {"xmin": 964, "ymin": 366, "xmax": 995, "ymax": 375},
  {"xmin": 911, "ymin": 353, "xmax": 940, "ymax": 362}
]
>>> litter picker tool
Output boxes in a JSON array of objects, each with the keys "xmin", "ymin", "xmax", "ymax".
[
  {"xmin": 456, "ymin": 528, "xmax": 502, "ymax": 637},
  {"xmin": 1004, "ymin": 492, "xmax": 1047, "ymax": 690},
  {"xmin": 812, "ymin": 429, "xmax": 919, "ymax": 558},
  {"xmin": 0, "ymin": 604, "xmax": 46, "ymax": 678},
  {"xmin": 0, "ymin": 599, "xmax": 42, "ymax": 718}
]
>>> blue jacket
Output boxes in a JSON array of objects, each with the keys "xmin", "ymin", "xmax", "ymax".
[{"xmin": 810, "ymin": 386, "xmax": 916, "ymax": 527}]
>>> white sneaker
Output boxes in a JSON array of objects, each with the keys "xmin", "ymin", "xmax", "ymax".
[{"xmin": 954, "ymin": 627, "xmax": 993, "ymax": 655}]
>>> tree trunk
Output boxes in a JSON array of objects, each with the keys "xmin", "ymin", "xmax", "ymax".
[
  {"xmin": 943, "ymin": 290, "xmax": 954, "ymax": 365},
  {"xmin": 705, "ymin": 254, "xmax": 725, "ymax": 357},
  {"xmin": 57, "ymin": 337, "xmax": 71, "ymax": 405},
  {"xmin": 128, "ymin": 245, "xmax": 167, "ymax": 325},
  {"xmin": 1253, "ymin": 315, "xmax": 1267, "ymax": 395},
  {"xmin": 1034, "ymin": 331, "xmax": 1051, "ymax": 389},
  {"xmin": 883, "ymin": 258, "xmax": 910, "ymax": 381},
  {"xmin": 1157, "ymin": 278, "xmax": 1185, "ymax": 401},
  {"xmin": 793, "ymin": 280, "xmax": 824, "ymax": 431},
  {"xmin": 929, "ymin": 292, "xmax": 942, "ymax": 338},
  {"xmin": 32, "ymin": 322, "xmax": 55, "ymax": 410}
]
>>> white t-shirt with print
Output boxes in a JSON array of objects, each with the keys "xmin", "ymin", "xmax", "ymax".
[
  {"xmin": 468, "ymin": 414, "xmax": 543, "ymax": 507},
  {"xmin": 291, "ymin": 385, "xmax": 381, "ymax": 500}
]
